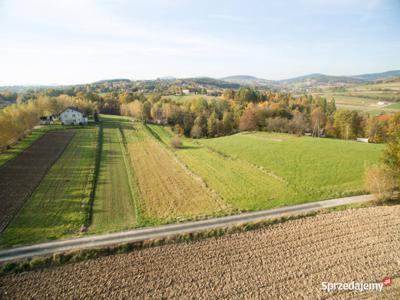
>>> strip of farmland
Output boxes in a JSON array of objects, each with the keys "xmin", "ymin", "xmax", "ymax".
[
  {"xmin": 0, "ymin": 131, "xmax": 75, "ymax": 232},
  {"xmin": 123, "ymin": 122, "xmax": 226, "ymax": 225},
  {"xmin": 0, "ymin": 128, "xmax": 98, "ymax": 247},
  {"xmin": 146, "ymin": 125, "xmax": 292, "ymax": 211},
  {"xmin": 0, "ymin": 129, "xmax": 48, "ymax": 167},
  {"xmin": 90, "ymin": 116, "xmax": 137, "ymax": 232}
]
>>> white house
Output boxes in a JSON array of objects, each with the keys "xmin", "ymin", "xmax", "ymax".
[
  {"xmin": 59, "ymin": 107, "xmax": 88, "ymax": 125},
  {"xmin": 356, "ymin": 137, "xmax": 369, "ymax": 143}
]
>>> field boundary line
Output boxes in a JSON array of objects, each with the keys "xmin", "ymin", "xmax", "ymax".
[
  {"xmin": 0, "ymin": 194, "xmax": 375, "ymax": 262},
  {"xmin": 85, "ymin": 124, "xmax": 102, "ymax": 229},
  {"xmin": 196, "ymin": 141, "xmax": 288, "ymax": 184}
]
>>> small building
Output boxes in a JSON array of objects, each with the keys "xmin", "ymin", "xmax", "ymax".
[
  {"xmin": 39, "ymin": 116, "xmax": 54, "ymax": 125},
  {"xmin": 356, "ymin": 137, "xmax": 369, "ymax": 143},
  {"xmin": 182, "ymin": 89, "xmax": 190, "ymax": 95},
  {"xmin": 59, "ymin": 107, "xmax": 88, "ymax": 125}
]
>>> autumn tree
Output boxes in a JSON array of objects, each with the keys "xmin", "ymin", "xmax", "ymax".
[
  {"xmin": 207, "ymin": 112, "xmax": 218, "ymax": 137},
  {"xmin": 223, "ymin": 89, "xmax": 235, "ymax": 100},
  {"xmin": 222, "ymin": 111, "xmax": 235, "ymax": 135},
  {"xmin": 239, "ymin": 108, "xmax": 257, "ymax": 131},
  {"xmin": 311, "ymin": 107, "xmax": 326, "ymax": 137},
  {"xmin": 236, "ymin": 88, "xmax": 260, "ymax": 103},
  {"xmin": 333, "ymin": 109, "xmax": 363, "ymax": 139}
]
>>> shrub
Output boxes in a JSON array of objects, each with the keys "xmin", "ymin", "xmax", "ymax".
[
  {"xmin": 29, "ymin": 257, "xmax": 47, "ymax": 269},
  {"xmin": 1, "ymin": 262, "xmax": 17, "ymax": 273},
  {"xmin": 365, "ymin": 165, "xmax": 397, "ymax": 201},
  {"xmin": 170, "ymin": 137, "xmax": 182, "ymax": 148}
]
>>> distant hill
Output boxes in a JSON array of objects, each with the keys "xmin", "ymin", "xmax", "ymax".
[
  {"xmin": 278, "ymin": 73, "xmax": 365, "ymax": 85},
  {"xmin": 384, "ymin": 76, "xmax": 400, "ymax": 83},
  {"xmin": 158, "ymin": 76, "xmax": 176, "ymax": 80},
  {"xmin": 352, "ymin": 70, "xmax": 400, "ymax": 81},
  {"xmin": 180, "ymin": 77, "xmax": 241, "ymax": 89},
  {"xmin": 221, "ymin": 75, "xmax": 258, "ymax": 81},
  {"xmin": 2, "ymin": 70, "xmax": 400, "ymax": 96},
  {"xmin": 221, "ymin": 70, "xmax": 400, "ymax": 91},
  {"xmin": 221, "ymin": 75, "xmax": 277, "ymax": 88},
  {"xmin": 92, "ymin": 79, "xmax": 131, "ymax": 85}
]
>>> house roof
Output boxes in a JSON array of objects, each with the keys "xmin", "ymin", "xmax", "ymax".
[{"xmin": 60, "ymin": 106, "xmax": 86, "ymax": 115}]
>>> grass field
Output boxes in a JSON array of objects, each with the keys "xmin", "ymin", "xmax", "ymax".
[
  {"xmin": 0, "ymin": 127, "xmax": 98, "ymax": 247},
  {"xmin": 147, "ymin": 125, "xmax": 382, "ymax": 208},
  {"xmin": 199, "ymin": 131, "xmax": 384, "ymax": 203},
  {"xmin": 90, "ymin": 116, "xmax": 137, "ymax": 232},
  {"xmin": 147, "ymin": 125, "xmax": 292, "ymax": 211},
  {"xmin": 386, "ymin": 102, "xmax": 400, "ymax": 109},
  {"xmin": 123, "ymin": 122, "xmax": 225, "ymax": 225}
]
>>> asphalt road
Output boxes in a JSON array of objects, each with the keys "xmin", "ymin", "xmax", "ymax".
[{"xmin": 0, "ymin": 194, "xmax": 374, "ymax": 263}]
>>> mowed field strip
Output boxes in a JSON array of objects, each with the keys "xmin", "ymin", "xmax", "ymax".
[
  {"xmin": 123, "ymin": 122, "xmax": 226, "ymax": 225},
  {"xmin": 147, "ymin": 125, "xmax": 291, "ymax": 211},
  {"xmin": 0, "ymin": 131, "xmax": 75, "ymax": 232},
  {"xmin": 0, "ymin": 128, "xmax": 98, "ymax": 247},
  {"xmin": 90, "ymin": 116, "xmax": 137, "ymax": 232}
]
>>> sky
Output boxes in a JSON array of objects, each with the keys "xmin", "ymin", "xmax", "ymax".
[{"xmin": 0, "ymin": 0, "xmax": 399, "ymax": 85}]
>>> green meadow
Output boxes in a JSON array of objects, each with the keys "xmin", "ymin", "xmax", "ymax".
[{"xmin": 0, "ymin": 117, "xmax": 384, "ymax": 247}]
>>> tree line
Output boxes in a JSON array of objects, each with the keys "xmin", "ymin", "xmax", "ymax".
[
  {"xmin": 1, "ymin": 87, "xmax": 400, "ymax": 151},
  {"xmin": 118, "ymin": 87, "xmax": 398, "ymax": 143}
]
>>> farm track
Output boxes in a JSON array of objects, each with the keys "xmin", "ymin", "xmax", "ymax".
[
  {"xmin": 0, "ymin": 131, "xmax": 75, "ymax": 232},
  {"xmin": 0, "ymin": 194, "xmax": 374, "ymax": 262},
  {"xmin": 1, "ymin": 205, "xmax": 399, "ymax": 299}
]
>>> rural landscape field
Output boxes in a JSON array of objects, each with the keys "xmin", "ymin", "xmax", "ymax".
[
  {"xmin": 0, "ymin": 114, "xmax": 384, "ymax": 248},
  {"xmin": 311, "ymin": 78, "xmax": 400, "ymax": 114},
  {"xmin": 1, "ymin": 0, "xmax": 400, "ymax": 299}
]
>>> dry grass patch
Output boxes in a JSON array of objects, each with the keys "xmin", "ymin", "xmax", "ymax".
[{"xmin": 123, "ymin": 123, "xmax": 226, "ymax": 223}]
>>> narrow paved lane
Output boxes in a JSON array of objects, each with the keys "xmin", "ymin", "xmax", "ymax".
[{"xmin": 0, "ymin": 194, "xmax": 374, "ymax": 262}]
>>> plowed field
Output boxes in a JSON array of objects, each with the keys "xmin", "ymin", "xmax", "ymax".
[
  {"xmin": 0, "ymin": 131, "xmax": 74, "ymax": 231},
  {"xmin": 2, "ymin": 206, "xmax": 399, "ymax": 299}
]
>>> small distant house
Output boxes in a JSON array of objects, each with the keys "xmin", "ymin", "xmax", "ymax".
[
  {"xmin": 182, "ymin": 89, "xmax": 190, "ymax": 95},
  {"xmin": 39, "ymin": 116, "xmax": 54, "ymax": 125},
  {"xmin": 356, "ymin": 137, "xmax": 369, "ymax": 143},
  {"xmin": 59, "ymin": 107, "xmax": 88, "ymax": 125}
]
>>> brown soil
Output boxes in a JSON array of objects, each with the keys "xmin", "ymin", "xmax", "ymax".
[
  {"xmin": 1, "ymin": 206, "xmax": 400, "ymax": 299},
  {"xmin": 0, "ymin": 131, "xmax": 75, "ymax": 231}
]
